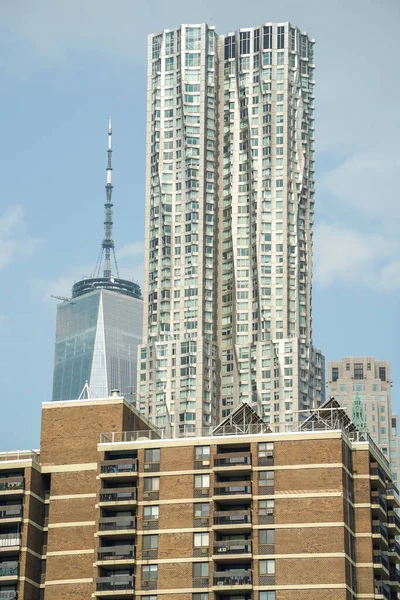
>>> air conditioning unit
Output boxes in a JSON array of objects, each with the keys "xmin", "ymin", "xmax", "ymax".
[
  {"xmin": 202, "ymin": 460, "xmax": 210, "ymax": 466},
  {"xmin": 144, "ymin": 464, "xmax": 151, "ymax": 470},
  {"xmin": 266, "ymin": 510, "xmax": 274, "ymax": 515},
  {"xmin": 143, "ymin": 520, "xmax": 151, "ymax": 526},
  {"xmin": 201, "ymin": 489, "xmax": 209, "ymax": 495},
  {"xmin": 266, "ymin": 452, "xmax": 273, "ymax": 458},
  {"xmin": 200, "ymin": 547, "xmax": 208, "ymax": 554}
]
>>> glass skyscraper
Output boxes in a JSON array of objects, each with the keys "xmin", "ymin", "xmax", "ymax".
[
  {"xmin": 138, "ymin": 22, "xmax": 325, "ymax": 432},
  {"xmin": 53, "ymin": 288, "xmax": 143, "ymax": 401}
]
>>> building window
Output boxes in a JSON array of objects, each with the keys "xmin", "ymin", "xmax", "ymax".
[
  {"xmin": 254, "ymin": 28, "xmax": 260, "ymax": 52},
  {"xmin": 144, "ymin": 448, "xmax": 160, "ymax": 463},
  {"xmin": 194, "ymin": 532, "xmax": 209, "ymax": 547},
  {"xmin": 259, "ymin": 499, "xmax": 274, "ymax": 515},
  {"xmin": 240, "ymin": 31, "xmax": 251, "ymax": 54},
  {"xmin": 259, "ymin": 529, "xmax": 275, "ymax": 544},
  {"xmin": 260, "ymin": 593, "xmax": 276, "ymax": 600},
  {"xmin": 194, "ymin": 474, "xmax": 210, "ymax": 489},
  {"xmin": 354, "ymin": 363, "xmax": 363, "ymax": 380},
  {"xmin": 143, "ymin": 505, "xmax": 159, "ymax": 520},
  {"xmin": 346, "ymin": 363, "xmax": 350, "ymax": 370},
  {"xmin": 193, "ymin": 595, "xmax": 208, "ymax": 600},
  {"xmin": 195, "ymin": 446, "xmax": 210, "ymax": 460},
  {"xmin": 144, "ymin": 477, "xmax": 160, "ymax": 492},
  {"xmin": 277, "ymin": 26, "xmax": 285, "ymax": 49},
  {"xmin": 259, "ymin": 471, "xmax": 274, "ymax": 485},
  {"xmin": 224, "ymin": 35, "xmax": 236, "ymax": 59},
  {"xmin": 194, "ymin": 503, "xmax": 209, "ymax": 517},
  {"xmin": 143, "ymin": 535, "xmax": 158, "ymax": 549},
  {"xmin": 260, "ymin": 559, "xmax": 275, "ymax": 575},
  {"xmin": 193, "ymin": 563, "xmax": 209, "ymax": 577},
  {"xmin": 379, "ymin": 367, "xmax": 386, "ymax": 382},
  {"xmin": 263, "ymin": 26, "xmax": 272, "ymax": 49},
  {"xmin": 258, "ymin": 442, "xmax": 274, "ymax": 457},
  {"xmin": 332, "ymin": 367, "xmax": 339, "ymax": 382},
  {"xmin": 142, "ymin": 565, "xmax": 158, "ymax": 581}
]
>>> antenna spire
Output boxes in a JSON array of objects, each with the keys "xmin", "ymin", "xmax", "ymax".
[{"xmin": 94, "ymin": 117, "xmax": 120, "ymax": 279}]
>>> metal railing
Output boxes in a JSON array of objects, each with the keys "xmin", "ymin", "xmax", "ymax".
[
  {"xmin": 214, "ymin": 540, "xmax": 251, "ymax": 555},
  {"xmin": 98, "ymin": 516, "xmax": 136, "ymax": 531},
  {"xmin": 99, "ymin": 488, "xmax": 136, "ymax": 503},
  {"xmin": 0, "ymin": 534, "xmax": 21, "ymax": 547},
  {"xmin": 96, "ymin": 575, "xmax": 134, "ymax": 591},
  {"xmin": 373, "ymin": 553, "xmax": 389, "ymax": 571},
  {"xmin": 97, "ymin": 545, "xmax": 135, "ymax": 561},
  {"xmin": 0, "ymin": 563, "xmax": 18, "ymax": 576},
  {"xmin": 0, "ymin": 478, "xmax": 24, "ymax": 492},
  {"xmin": 214, "ymin": 453, "xmax": 251, "ymax": 467},
  {"xmin": 0, "ymin": 592, "xmax": 17, "ymax": 600},
  {"xmin": 386, "ymin": 484, "xmax": 400, "ymax": 505},
  {"xmin": 214, "ymin": 482, "xmax": 251, "ymax": 496},
  {"xmin": 213, "ymin": 511, "xmax": 251, "ymax": 526},
  {"xmin": 213, "ymin": 570, "xmax": 252, "ymax": 586},
  {"xmin": 0, "ymin": 450, "xmax": 39, "ymax": 464},
  {"xmin": 0, "ymin": 506, "xmax": 22, "ymax": 519},
  {"xmin": 100, "ymin": 459, "xmax": 138, "ymax": 474}
]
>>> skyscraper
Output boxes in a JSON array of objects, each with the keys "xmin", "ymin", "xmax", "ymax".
[
  {"xmin": 138, "ymin": 23, "xmax": 325, "ymax": 432},
  {"xmin": 52, "ymin": 120, "xmax": 143, "ymax": 401},
  {"xmin": 328, "ymin": 357, "xmax": 400, "ymax": 483}
]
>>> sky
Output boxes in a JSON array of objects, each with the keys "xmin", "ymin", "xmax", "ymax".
[{"xmin": 0, "ymin": 0, "xmax": 399, "ymax": 451}]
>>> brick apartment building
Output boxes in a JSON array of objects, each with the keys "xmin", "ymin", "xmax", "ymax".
[{"xmin": 0, "ymin": 395, "xmax": 399, "ymax": 599}]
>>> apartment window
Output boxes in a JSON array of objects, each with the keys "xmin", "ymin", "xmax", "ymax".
[
  {"xmin": 194, "ymin": 532, "xmax": 209, "ymax": 547},
  {"xmin": 240, "ymin": 31, "xmax": 251, "ymax": 54},
  {"xmin": 142, "ymin": 596, "xmax": 157, "ymax": 600},
  {"xmin": 259, "ymin": 471, "xmax": 274, "ymax": 485},
  {"xmin": 144, "ymin": 449, "xmax": 160, "ymax": 463},
  {"xmin": 260, "ymin": 559, "xmax": 275, "ymax": 575},
  {"xmin": 332, "ymin": 367, "xmax": 339, "ymax": 382},
  {"xmin": 142, "ymin": 565, "xmax": 158, "ymax": 581},
  {"xmin": 260, "ymin": 593, "xmax": 276, "ymax": 600},
  {"xmin": 346, "ymin": 363, "xmax": 350, "ymax": 370},
  {"xmin": 277, "ymin": 26, "xmax": 285, "ymax": 49},
  {"xmin": 195, "ymin": 446, "xmax": 210, "ymax": 460},
  {"xmin": 143, "ymin": 506, "xmax": 159, "ymax": 519},
  {"xmin": 259, "ymin": 529, "xmax": 275, "ymax": 544},
  {"xmin": 354, "ymin": 363, "xmax": 363, "ymax": 380},
  {"xmin": 194, "ymin": 474, "xmax": 210, "ymax": 489},
  {"xmin": 193, "ymin": 563, "xmax": 209, "ymax": 577},
  {"xmin": 143, "ymin": 535, "xmax": 158, "ymax": 549},
  {"xmin": 263, "ymin": 26, "xmax": 272, "ymax": 49},
  {"xmin": 259, "ymin": 442, "xmax": 274, "ymax": 457},
  {"xmin": 194, "ymin": 503, "xmax": 209, "ymax": 517},
  {"xmin": 144, "ymin": 477, "xmax": 160, "ymax": 491},
  {"xmin": 254, "ymin": 28, "xmax": 260, "ymax": 52},
  {"xmin": 259, "ymin": 499, "xmax": 274, "ymax": 515},
  {"xmin": 379, "ymin": 367, "xmax": 386, "ymax": 382},
  {"xmin": 224, "ymin": 35, "xmax": 236, "ymax": 59},
  {"xmin": 193, "ymin": 594, "xmax": 208, "ymax": 600}
]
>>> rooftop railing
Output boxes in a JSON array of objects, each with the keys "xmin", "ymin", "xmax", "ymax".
[{"xmin": 0, "ymin": 450, "xmax": 39, "ymax": 464}]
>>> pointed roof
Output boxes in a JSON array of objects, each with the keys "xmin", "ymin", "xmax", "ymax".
[
  {"xmin": 300, "ymin": 396, "xmax": 366, "ymax": 438},
  {"xmin": 213, "ymin": 403, "xmax": 271, "ymax": 437}
]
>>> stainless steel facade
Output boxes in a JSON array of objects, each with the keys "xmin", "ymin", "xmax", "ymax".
[
  {"xmin": 52, "ymin": 289, "xmax": 143, "ymax": 401},
  {"xmin": 138, "ymin": 23, "xmax": 325, "ymax": 433}
]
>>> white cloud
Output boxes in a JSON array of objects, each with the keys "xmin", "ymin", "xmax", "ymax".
[
  {"xmin": 313, "ymin": 222, "xmax": 400, "ymax": 290},
  {"xmin": 0, "ymin": 206, "xmax": 41, "ymax": 270}
]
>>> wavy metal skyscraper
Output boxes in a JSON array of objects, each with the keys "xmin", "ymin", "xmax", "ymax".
[{"xmin": 138, "ymin": 23, "xmax": 325, "ymax": 432}]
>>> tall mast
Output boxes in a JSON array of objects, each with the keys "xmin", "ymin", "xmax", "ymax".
[{"xmin": 103, "ymin": 116, "xmax": 114, "ymax": 278}]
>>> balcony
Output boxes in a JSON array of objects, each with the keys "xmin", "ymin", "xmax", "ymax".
[
  {"xmin": 370, "ymin": 463, "xmax": 387, "ymax": 490},
  {"xmin": 0, "ymin": 592, "xmax": 17, "ymax": 600},
  {"xmin": 213, "ymin": 570, "xmax": 252, "ymax": 588},
  {"xmin": 0, "ymin": 478, "xmax": 23, "ymax": 494},
  {"xmin": 373, "ymin": 551, "xmax": 389, "ymax": 574},
  {"xmin": 96, "ymin": 575, "xmax": 134, "ymax": 595},
  {"xmin": 214, "ymin": 481, "xmax": 251, "ymax": 497},
  {"xmin": 0, "ymin": 506, "xmax": 22, "ymax": 521},
  {"xmin": 100, "ymin": 459, "xmax": 138, "ymax": 480},
  {"xmin": 389, "ymin": 567, "xmax": 400, "ymax": 585},
  {"xmin": 372, "ymin": 522, "xmax": 388, "ymax": 546},
  {"xmin": 214, "ymin": 453, "xmax": 251, "ymax": 470},
  {"xmin": 213, "ymin": 511, "xmax": 251, "ymax": 529},
  {"xmin": 386, "ymin": 483, "xmax": 400, "ymax": 508},
  {"xmin": 99, "ymin": 488, "xmax": 137, "ymax": 505},
  {"xmin": 98, "ymin": 516, "xmax": 136, "ymax": 535},
  {"xmin": 374, "ymin": 581, "xmax": 390, "ymax": 600},
  {"xmin": 0, "ymin": 534, "xmax": 21, "ymax": 549},
  {"xmin": 371, "ymin": 492, "xmax": 387, "ymax": 515},
  {"xmin": 213, "ymin": 540, "xmax": 251, "ymax": 557},
  {"xmin": 387, "ymin": 512, "xmax": 400, "ymax": 533},
  {"xmin": 0, "ymin": 561, "xmax": 18, "ymax": 577},
  {"xmin": 97, "ymin": 545, "xmax": 135, "ymax": 563},
  {"xmin": 387, "ymin": 540, "xmax": 400, "ymax": 564}
]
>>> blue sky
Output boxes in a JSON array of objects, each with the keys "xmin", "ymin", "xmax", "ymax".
[{"xmin": 0, "ymin": 0, "xmax": 399, "ymax": 450}]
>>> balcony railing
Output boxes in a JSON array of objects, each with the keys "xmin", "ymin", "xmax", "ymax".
[
  {"xmin": 99, "ymin": 488, "xmax": 137, "ymax": 503},
  {"xmin": 0, "ymin": 450, "xmax": 39, "ymax": 464},
  {"xmin": 371, "ymin": 464, "xmax": 386, "ymax": 487},
  {"xmin": 96, "ymin": 575, "xmax": 134, "ymax": 591},
  {"xmin": 386, "ymin": 483, "xmax": 400, "ymax": 506},
  {"xmin": 0, "ymin": 592, "xmax": 17, "ymax": 600},
  {"xmin": 390, "ymin": 568, "xmax": 400, "ymax": 583},
  {"xmin": 372, "ymin": 523, "xmax": 388, "ymax": 540},
  {"xmin": 373, "ymin": 553, "xmax": 389, "ymax": 572},
  {"xmin": 214, "ymin": 453, "xmax": 251, "ymax": 467},
  {"xmin": 100, "ymin": 459, "xmax": 138, "ymax": 475},
  {"xmin": 371, "ymin": 492, "xmax": 387, "ymax": 512},
  {"xmin": 213, "ymin": 511, "xmax": 251, "ymax": 526},
  {"xmin": 214, "ymin": 540, "xmax": 251, "ymax": 555},
  {"xmin": 0, "ymin": 478, "xmax": 24, "ymax": 492},
  {"xmin": 0, "ymin": 562, "xmax": 18, "ymax": 576},
  {"xmin": 0, "ymin": 534, "xmax": 21, "ymax": 547},
  {"xmin": 214, "ymin": 482, "xmax": 251, "ymax": 496},
  {"xmin": 0, "ymin": 506, "xmax": 22, "ymax": 519},
  {"xmin": 213, "ymin": 570, "xmax": 252, "ymax": 586},
  {"xmin": 97, "ymin": 545, "xmax": 135, "ymax": 561},
  {"xmin": 388, "ymin": 512, "xmax": 400, "ymax": 530},
  {"xmin": 388, "ymin": 540, "xmax": 400, "ymax": 555},
  {"xmin": 98, "ymin": 516, "xmax": 136, "ymax": 531},
  {"xmin": 374, "ymin": 581, "xmax": 390, "ymax": 600}
]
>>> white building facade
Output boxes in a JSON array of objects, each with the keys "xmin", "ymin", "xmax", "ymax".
[{"xmin": 138, "ymin": 23, "xmax": 325, "ymax": 433}]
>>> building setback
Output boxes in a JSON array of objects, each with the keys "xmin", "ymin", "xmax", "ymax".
[
  {"xmin": 0, "ymin": 396, "xmax": 399, "ymax": 599},
  {"xmin": 138, "ymin": 22, "xmax": 324, "ymax": 433},
  {"xmin": 328, "ymin": 356, "xmax": 400, "ymax": 485}
]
